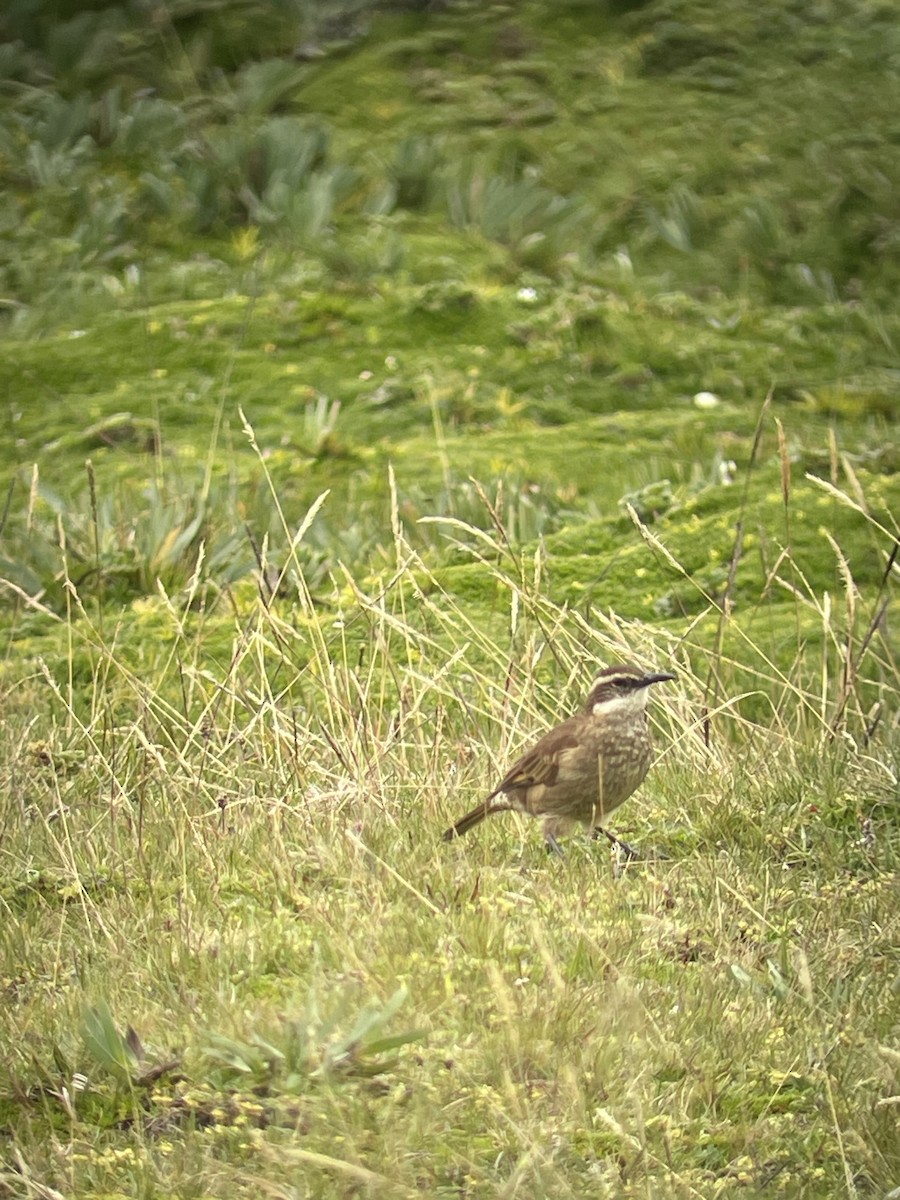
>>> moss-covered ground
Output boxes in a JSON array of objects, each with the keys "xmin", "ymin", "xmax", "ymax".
[{"xmin": 1, "ymin": 1, "xmax": 898, "ymax": 1196}]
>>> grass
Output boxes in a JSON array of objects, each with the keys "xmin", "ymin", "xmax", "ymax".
[
  {"xmin": 1, "ymin": 0, "xmax": 899, "ymax": 1195},
  {"xmin": 1, "ymin": 442, "xmax": 898, "ymax": 1197}
]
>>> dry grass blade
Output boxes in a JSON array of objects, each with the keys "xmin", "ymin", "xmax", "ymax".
[{"xmin": 253, "ymin": 1147, "xmax": 421, "ymax": 1197}]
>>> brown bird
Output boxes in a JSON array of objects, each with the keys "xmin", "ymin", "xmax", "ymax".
[{"xmin": 442, "ymin": 663, "xmax": 675, "ymax": 855}]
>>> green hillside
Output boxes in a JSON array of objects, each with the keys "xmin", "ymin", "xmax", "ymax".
[{"xmin": 0, "ymin": 2, "xmax": 897, "ymax": 1196}]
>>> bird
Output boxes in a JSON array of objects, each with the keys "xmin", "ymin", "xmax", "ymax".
[{"xmin": 442, "ymin": 663, "xmax": 675, "ymax": 856}]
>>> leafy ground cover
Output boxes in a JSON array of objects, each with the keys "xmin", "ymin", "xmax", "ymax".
[{"xmin": 1, "ymin": 1, "xmax": 898, "ymax": 1196}]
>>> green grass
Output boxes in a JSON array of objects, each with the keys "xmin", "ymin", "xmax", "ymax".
[
  {"xmin": 1, "ymin": 458, "xmax": 897, "ymax": 1197},
  {"xmin": 1, "ymin": 0, "xmax": 899, "ymax": 1195}
]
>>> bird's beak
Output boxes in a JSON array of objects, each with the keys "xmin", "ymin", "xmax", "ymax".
[{"xmin": 641, "ymin": 671, "xmax": 676, "ymax": 686}]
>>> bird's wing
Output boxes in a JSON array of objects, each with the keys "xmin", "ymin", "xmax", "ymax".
[{"xmin": 488, "ymin": 720, "xmax": 581, "ymax": 798}]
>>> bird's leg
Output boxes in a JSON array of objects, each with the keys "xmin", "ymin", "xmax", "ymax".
[
  {"xmin": 593, "ymin": 826, "xmax": 640, "ymax": 861},
  {"xmin": 543, "ymin": 831, "xmax": 566, "ymax": 857}
]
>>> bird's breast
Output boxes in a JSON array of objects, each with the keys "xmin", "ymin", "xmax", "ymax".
[{"xmin": 568, "ymin": 716, "xmax": 652, "ymax": 817}]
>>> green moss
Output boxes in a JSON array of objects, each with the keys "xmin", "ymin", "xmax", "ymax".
[{"xmin": 0, "ymin": 11, "xmax": 898, "ymax": 1193}]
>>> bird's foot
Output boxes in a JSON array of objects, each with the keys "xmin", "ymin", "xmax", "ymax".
[{"xmin": 593, "ymin": 827, "xmax": 641, "ymax": 861}]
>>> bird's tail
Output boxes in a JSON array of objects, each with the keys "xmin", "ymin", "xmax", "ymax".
[{"xmin": 442, "ymin": 799, "xmax": 510, "ymax": 842}]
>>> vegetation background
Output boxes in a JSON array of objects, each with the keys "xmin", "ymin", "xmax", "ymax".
[{"xmin": 0, "ymin": 0, "xmax": 898, "ymax": 1196}]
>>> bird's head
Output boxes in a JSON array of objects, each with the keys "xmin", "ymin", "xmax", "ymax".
[{"xmin": 585, "ymin": 664, "xmax": 675, "ymax": 718}]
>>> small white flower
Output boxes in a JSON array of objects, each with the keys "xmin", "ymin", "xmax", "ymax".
[
  {"xmin": 693, "ymin": 391, "xmax": 720, "ymax": 409},
  {"xmin": 358, "ymin": 370, "xmax": 373, "ymax": 380},
  {"xmin": 516, "ymin": 287, "xmax": 538, "ymax": 303}
]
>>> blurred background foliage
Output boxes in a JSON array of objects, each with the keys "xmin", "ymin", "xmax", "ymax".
[
  {"xmin": 1, "ymin": 0, "xmax": 898, "ymax": 319},
  {"xmin": 0, "ymin": 0, "xmax": 897, "ymax": 644}
]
